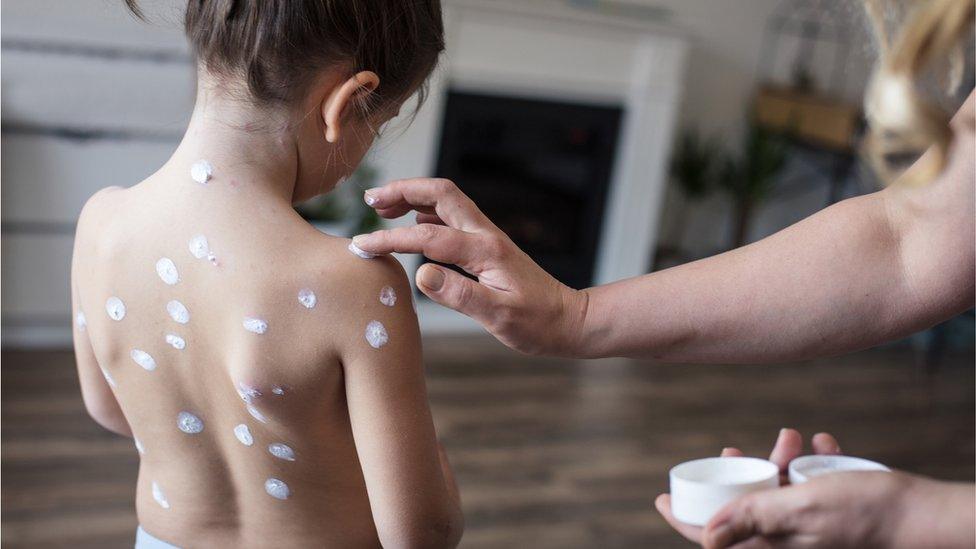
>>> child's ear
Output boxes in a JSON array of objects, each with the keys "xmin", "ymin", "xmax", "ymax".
[{"xmin": 322, "ymin": 71, "xmax": 380, "ymax": 143}]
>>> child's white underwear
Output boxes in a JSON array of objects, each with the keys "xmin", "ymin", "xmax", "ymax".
[{"xmin": 135, "ymin": 526, "xmax": 181, "ymax": 549}]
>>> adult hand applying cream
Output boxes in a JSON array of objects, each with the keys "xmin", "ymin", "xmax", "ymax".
[
  {"xmin": 353, "ymin": 178, "xmax": 588, "ymax": 357},
  {"xmin": 353, "ymin": 91, "xmax": 973, "ymax": 363}
]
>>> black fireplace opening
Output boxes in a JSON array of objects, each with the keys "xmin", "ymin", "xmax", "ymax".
[{"xmin": 429, "ymin": 90, "xmax": 622, "ymax": 290}]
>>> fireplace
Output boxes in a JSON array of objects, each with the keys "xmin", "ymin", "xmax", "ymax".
[{"xmin": 430, "ymin": 91, "xmax": 623, "ymax": 289}]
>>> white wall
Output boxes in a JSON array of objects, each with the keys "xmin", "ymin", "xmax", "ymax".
[{"xmin": 1, "ymin": 0, "xmax": 193, "ymax": 346}]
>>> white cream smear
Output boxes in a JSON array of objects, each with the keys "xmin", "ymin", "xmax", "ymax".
[
  {"xmin": 152, "ymin": 481, "xmax": 170, "ymax": 509},
  {"xmin": 271, "ymin": 385, "xmax": 285, "ymax": 396},
  {"xmin": 130, "ymin": 349, "xmax": 157, "ymax": 371},
  {"xmin": 348, "ymin": 241, "xmax": 376, "ymax": 259},
  {"xmin": 237, "ymin": 382, "xmax": 262, "ymax": 403},
  {"xmin": 177, "ymin": 411, "xmax": 204, "ymax": 434},
  {"xmin": 167, "ymin": 300, "xmax": 190, "ymax": 324},
  {"xmin": 379, "ymin": 286, "xmax": 397, "ymax": 307},
  {"xmin": 134, "ymin": 437, "xmax": 146, "ymax": 455},
  {"xmin": 265, "ymin": 478, "xmax": 290, "ymax": 500},
  {"xmin": 101, "ymin": 366, "xmax": 117, "ymax": 387},
  {"xmin": 365, "ymin": 320, "xmax": 389, "ymax": 348},
  {"xmin": 190, "ymin": 160, "xmax": 213, "ymax": 184},
  {"xmin": 105, "ymin": 296, "xmax": 126, "ymax": 321},
  {"xmin": 243, "ymin": 317, "xmax": 268, "ymax": 334},
  {"xmin": 76, "ymin": 311, "xmax": 87, "ymax": 330},
  {"xmin": 297, "ymin": 288, "xmax": 317, "ymax": 309},
  {"xmin": 165, "ymin": 334, "xmax": 186, "ymax": 350},
  {"xmin": 188, "ymin": 233, "xmax": 219, "ymax": 265},
  {"xmin": 188, "ymin": 234, "xmax": 209, "ymax": 259},
  {"xmin": 247, "ymin": 404, "xmax": 268, "ymax": 424},
  {"xmin": 234, "ymin": 424, "xmax": 254, "ymax": 446},
  {"xmin": 155, "ymin": 257, "xmax": 180, "ymax": 285},
  {"xmin": 268, "ymin": 443, "xmax": 296, "ymax": 461}
]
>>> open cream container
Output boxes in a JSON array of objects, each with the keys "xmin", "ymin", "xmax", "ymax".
[
  {"xmin": 788, "ymin": 455, "xmax": 890, "ymax": 484},
  {"xmin": 669, "ymin": 457, "xmax": 779, "ymax": 526}
]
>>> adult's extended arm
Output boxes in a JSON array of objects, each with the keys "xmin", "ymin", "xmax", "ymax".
[{"xmin": 353, "ymin": 94, "xmax": 974, "ymax": 361}]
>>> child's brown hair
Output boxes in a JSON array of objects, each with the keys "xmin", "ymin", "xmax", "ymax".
[{"xmin": 126, "ymin": 0, "xmax": 444, "ymax": 117}]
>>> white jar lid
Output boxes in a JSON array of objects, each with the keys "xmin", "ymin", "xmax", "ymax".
[
  {"xmin": 669, "ymin": 456, "xmax": 779, "ymax": 526},
  {"xmin": 788, "ymin": 455, "xmax": 890, "ymax": 485}
]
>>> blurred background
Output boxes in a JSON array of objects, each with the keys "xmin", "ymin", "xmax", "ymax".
[{"xmin": 2, "ymin": 0, "xmax": 973, "ymax": 547}]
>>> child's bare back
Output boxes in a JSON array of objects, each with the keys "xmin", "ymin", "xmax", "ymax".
[{"xmin": 72, "ymin": 159, "xmax": 457, "ymax": 546}]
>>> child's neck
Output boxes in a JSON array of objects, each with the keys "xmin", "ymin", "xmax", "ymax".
[{"xmin": 168, "ymin": 85, "xmax": 304, "ymax": 205}]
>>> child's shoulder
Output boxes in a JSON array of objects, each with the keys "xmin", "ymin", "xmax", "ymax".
[
  {"xmin": 77, "ymin": 186, "xmax": 126, "ymax": 225},
  {"xmin": 287, "ymin": 229, "xmax": 418, "ymax": 357},
  {"xmin": 294, "ymin": 227, "xmax": 410, "ymax": 293},
  {"xmin": 284, "ymin": 226, "xmax": 413, "ymax": 316},
  {"xmin": 73, "ymin": 186, "xmax": 130, "ymax": 253}
]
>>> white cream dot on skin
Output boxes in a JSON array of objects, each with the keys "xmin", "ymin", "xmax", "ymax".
[
  {"xmin": 101, "ymin": 366, "xmax": 117, "ymax": 387},
  {"xmin": 265, "ymin": 478, "xmax": 290, "ymax": 500},
  {"xmin": 165, "ymin": 334, "xmax": 186, "ymax": 350},
  {"xmin": 247, "ymin": 404, "xmax": 268, "ymax": 424},
  {"xmin": 167, "ymin": 300, "xmax": 190, "ymax": 324},
  {"xmin": 348, "ymin": 241, "xmax": 376, "ymax": 259},
  {"xmin": 379, "ymin": 286, "xmax": 397, "ymax": 307},
  {"xmin": 237, "ymin": 382, "xmax": 262, "ymax": 403},
  {"xmin": 177, "ymin": 411, "xmax": 204, "ymax": 434},
  {"xmin": 134, "ymin": 437, "xmax": 145, "ymax": 455},
  {"xmin": 243, "ymin": 317, "xmax": 268, "ymax": 334},
  {"xmin": 271, "ymin": 385, "xmax": 285, "ymax": 396},
  {"xmin": 130, "ymin": 349, "xmax": 157, "ymax": 371},
  {"xmin": 190, "ymin": 160, "xmax": 213, "ymax": 184},
  {"xmin": 76, "ymin": 311, "xmax": 87, "ymax": 330},
  {"xmin": 188, "ymin": 234, "xmax": 210, "ymax": 259},
  {"xmin": 268, "ymin": 443, "xmax": 296, "ymax": 461},
  {"xmin": 155, "ymin": 257, "xmax": 180, "ymax": 285},
  {"xmin": 105, "ymin": 296, "xmax": 126, "ymax": 321},
  {"xmin": 152, "ymin": 481, "xmax": 170, "ymax": 509},
  {"xmin": 297, "ymin": 288, "xmax": 317, "ymax": 309},
  {"xmin": 234, "ymin": 424, "xmax": 254, "ymax": 446},
  {"xmin": 365, "ymin": 320, "xmax": 389, "ymax": 349}
]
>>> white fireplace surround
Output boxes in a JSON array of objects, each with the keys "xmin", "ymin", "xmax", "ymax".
[{"xmin": 377, "ymin": 0, "xmax": 688, "ymax": 334}]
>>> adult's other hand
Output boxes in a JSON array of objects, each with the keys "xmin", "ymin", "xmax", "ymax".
[
  {"xmin": 353, "ymin": 178, "xmax": 586, "ymax": 356},
  {"xmin": 654, "ymin": 429, "xmax": 841, "ymax": 545}
]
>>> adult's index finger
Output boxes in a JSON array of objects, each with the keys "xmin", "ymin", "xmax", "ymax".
[
  {"xmin": 365, "ymin": 178, "xmax": 492, "ymax": 233},
  {"xmin": 352, "ymin": 224, "xmax": 486, "ymax": 273}
]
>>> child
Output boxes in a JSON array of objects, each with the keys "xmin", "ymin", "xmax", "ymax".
[{"xmin": 70, "ymin": 1, "xmax": 462, "ymax": 547}]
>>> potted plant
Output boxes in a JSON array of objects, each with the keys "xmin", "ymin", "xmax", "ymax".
[{"xmin": 294, "ymin": 163, "xmax": 382, "ymax": 237}]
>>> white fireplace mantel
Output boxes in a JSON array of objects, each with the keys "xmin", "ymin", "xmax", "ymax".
[{"xmin": 372, "ymin": 0, "xmax": 689, "ymax": 335}]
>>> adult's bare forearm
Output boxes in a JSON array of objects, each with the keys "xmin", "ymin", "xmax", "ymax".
[{"xmin": 576, "ymin": 191, "xmax": 967, "ymax": 362}]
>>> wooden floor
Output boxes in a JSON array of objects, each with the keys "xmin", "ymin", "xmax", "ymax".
[{"xmin": 3, "ymin": 339, "xmax": 974, "ymax": 548}]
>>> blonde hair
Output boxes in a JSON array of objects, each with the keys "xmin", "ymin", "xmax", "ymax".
[{"xmin": 863, "ymin": 0, "xmax": 974, "ymax": 184}]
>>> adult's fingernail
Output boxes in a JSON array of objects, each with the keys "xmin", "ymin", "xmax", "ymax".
[
  {"xmin": 352, "ymin": 234, "xmax": 368, "ymax": 247},
  {"xmin": 364, "ymin": 190, "xmax": 378, "ymax": 206},
  {"xmin": 707, "ymin": 523, "xmax": 733, "ymax": 548},
  {"xmin": 418, "ymin": 265, "xmax": 445, "ymax": 291}
]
